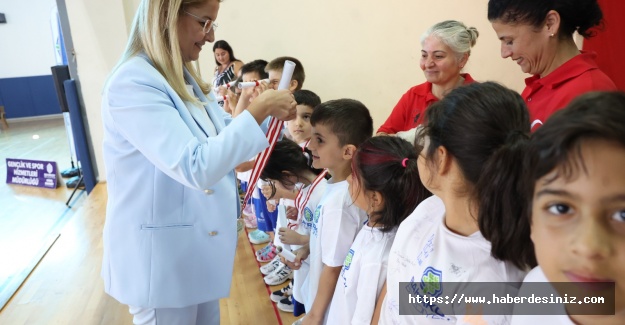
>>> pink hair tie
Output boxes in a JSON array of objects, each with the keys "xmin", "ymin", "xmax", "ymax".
[{"xmin": 402, "ymin": 158, "xmax": 409, "ymax": 168}]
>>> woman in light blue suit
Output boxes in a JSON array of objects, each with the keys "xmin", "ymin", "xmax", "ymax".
[{"xmin": 101, "ymin": 0, "xmax": 296, "ymax": 323}]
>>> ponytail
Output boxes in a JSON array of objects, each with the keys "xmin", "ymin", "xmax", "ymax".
[
  {"xmin": 420, "ymin": 82, "xmax": 535, "ymax": 269},
  {"xmin": 260, "ymin": 138, "xmax": 325, "ymax": 186},
  {"xmin": 476, "ymin": 132, "xmax": 536, "ymax": 269}
]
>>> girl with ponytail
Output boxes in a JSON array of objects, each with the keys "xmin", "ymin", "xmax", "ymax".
[
  {"xmin": 327, "ymin": 136, "xmax": 430, "ymax": 324},
  {"xmin": 260, "ymin": 137, "xmax": 328, "ymax": 317},
  {"xmin": 377, "ymin": 82, "xmax": 536, "ymax": 324}
]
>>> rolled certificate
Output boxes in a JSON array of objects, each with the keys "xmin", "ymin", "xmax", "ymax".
[
  {"xmin": 223, "ymin": 80, "xmax": 238, "ymax": 89},
  {"xmin": 215, "ymin": 95, "xmax": 227, "ymax": 102},
  {"xmin": 237, "ymin": 78, "xmax": 270, "ymax": 89},
  {"xmin": 277, "ymin": 60, "xmax": 296, "ymax": 90}
]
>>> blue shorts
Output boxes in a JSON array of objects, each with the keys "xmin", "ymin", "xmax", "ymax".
[
  {"xmin": 252, "ymin": 187, "xmax": 277, "ymax": 232},
  {"xmin": 292, "ymin": 296, "xmax": 306, "ymax": 317},
  {"xmin": 240, "ymin": 181, "xmax": 251, "ymax": 204}
]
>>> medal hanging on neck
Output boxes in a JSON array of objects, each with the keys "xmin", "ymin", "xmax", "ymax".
[{"xmin": 291, "ymin": 169, "xmax": 328, "ymax": 230}]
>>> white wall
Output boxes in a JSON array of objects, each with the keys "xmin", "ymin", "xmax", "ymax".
[
  {"xmin": 0, "ymin": 0, "xmax": 58, "ymax": 78},
  {"xmin": 62, "ymin": 0, "xmax": 132, "ymax": 180},
  {"xmin": 199, "ymin": 0, "xmax": 530, "ymax": 129},
  {"xmin": 68, "ymin": 0, "xmax": 539, "ymax": 181}
]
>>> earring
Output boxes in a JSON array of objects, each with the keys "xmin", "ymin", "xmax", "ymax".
[{"xmin": 550, "ymin": 33, "xmax": 554, "ymax": 37}]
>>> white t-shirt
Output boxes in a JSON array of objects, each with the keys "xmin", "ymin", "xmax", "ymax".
[
  {"xmin": 301, "ymin": 180, "xmax": 368, "ymax": 314},
  {"xmin": 511, "ymin": 267, "xmax": 574, "ymax": 325},
  {"xmin": 291, "ymin": 179, "xmax": 327, "ymax": 303},
  {"xmin": 327, "ymin": 225, "xmax": 397, "ymax": 324},
  {"xmin": 380, "ymin": 196, "xmax": 527, "ymax": 325}
]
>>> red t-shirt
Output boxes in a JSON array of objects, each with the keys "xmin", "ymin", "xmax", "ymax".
[
  {"xmin": 377, "ymin": 74, "xmax": 475, "ymax": 134},
  {"xmin": 522, "ymin": 52, "xmax": 616, "ymax": 131}
]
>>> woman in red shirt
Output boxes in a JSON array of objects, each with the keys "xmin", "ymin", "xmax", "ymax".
[
  {"xmin": 377, "ymin": 20, "xmax": 478, "ymax": 137},
  {"xmin": 488, "ymin": 0, "xmax": 616, "ymax": 131}
]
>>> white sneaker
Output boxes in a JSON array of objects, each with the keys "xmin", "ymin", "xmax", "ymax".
[
  {"xmin": 264, "ymin": 264, "xmax": 293, "ymax": 286},
  {"xmin": 260, "ymin": 255, "xmax": 283, "ymax": 275}
]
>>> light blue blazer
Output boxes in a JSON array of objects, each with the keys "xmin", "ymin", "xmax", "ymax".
[{"xmin": 101, "ymin": 54, "xmax": 268, "ymax": 308}]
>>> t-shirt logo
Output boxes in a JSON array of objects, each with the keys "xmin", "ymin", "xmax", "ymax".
[
  {"xmin": 343, "ymin": 249, "xmax": 354, "ymax": 270},
  {"xmin": 304, "ymin": 207, "xmax": 314, "ymax": 223},
  {"xmin": 421, "ymin": 266, "xmax": 443, "ymax": 296},
  {"xmin": 313, "ymin": 206, "xmax": 321, "ymax": 224}
]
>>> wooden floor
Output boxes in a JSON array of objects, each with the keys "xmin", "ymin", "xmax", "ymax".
[{"xmin": 0, "ymin": 118, "xmax": 301, "ymax": 324}]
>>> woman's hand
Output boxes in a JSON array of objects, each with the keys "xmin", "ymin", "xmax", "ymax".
[{"xmin": 247, "ymin": 89, "xmax": 296, "ymax": 124}]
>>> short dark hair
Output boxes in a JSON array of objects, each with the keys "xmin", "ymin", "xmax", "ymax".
[
  {"xmin": 212, "ymin": 40, "xmax": 240, "ymax": 66},
  {"xmin": 266, "ymin": 57, "xmax": 305, "ymax": 90},
  {"xmin": 487, "ymin": 0, "xmax": 603, "ymax": 38},
  {"xmin": 310, "ymin": 99, "xmax": 373, "ymax": 148},
  {"xmin": 294, "ymin": 90, "xmax": 321, "ymax": 108},
  {"xmin": 260, "ymin": 138, "xmax": 324, "ymax": 186},
  {"xmin": 418, "ymin": 81, "xmax": 535, "ymax": 269},
  {"xmin": 353, "ymin": 136, "xmax": 431, "ymax": 232},
  {"xmin": 528, "ymin": 91, "xmax": 625, "ymax": 201},
  {"xmin": 240, "ymin": 59, "xmax": 268, "ymax": 80}
]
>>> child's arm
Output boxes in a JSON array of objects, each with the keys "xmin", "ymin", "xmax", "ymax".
[
  {"xmin": 370, "ymin": 281, "xmax": 386, "ymax": 325},
  {"xmin": 234, "ymin": 159, "xmax": 255, "ymax": 173},
  {"xmin": 303, "ymin": 264, "xmax": 342, "ymax": 325}
]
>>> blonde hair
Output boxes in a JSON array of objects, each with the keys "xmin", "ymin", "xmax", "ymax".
[
  {"xmin": 421, "ymin": 20, "xmax": 479, "ymax": 62},
  {"xmin": 113, "ymin": 0, "xmax": 213, "ymax": 105}
]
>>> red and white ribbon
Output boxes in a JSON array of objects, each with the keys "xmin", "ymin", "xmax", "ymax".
[
  {"xmin": 242, "ymin": 61, "xmax": 296, "ymax": 208},
  {"xmin": 290, "ymin": 169, "xmax": 328, "ymax": 230},
  {"xmin": 215, "ymin": 95, "xmax": 227, "ymax": 102}
]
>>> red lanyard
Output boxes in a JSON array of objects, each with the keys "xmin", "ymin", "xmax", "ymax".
[
  {"xmin": 242, "ymin": 117, "xmax": 283, "ymax": 209},
  {"xmin": 291, "ymin": 169, "xmax": 328, "ymax": 229}
]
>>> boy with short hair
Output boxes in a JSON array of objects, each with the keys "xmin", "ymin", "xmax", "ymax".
[
  {"xmin": 265, "ymin": 56, "xmax": 305, "ymax": 92},
  {"xmin": 299, "ymin": 99, "xmax": 373, "ymax": 324}
]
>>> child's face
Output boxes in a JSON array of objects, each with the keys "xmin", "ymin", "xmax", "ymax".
[
  {"xmin": 307, "ymin": 123, "xmax": 346, "ymax": 171},
  {"xmin": 287, "ymin": 105, "xmax": 313, "ymax": 144},
  {"xmin": 241, "ymin": 71, "xmax": 262, "ymax": 100},
  {"xmin": 267, "ymin": 69, "xmax": 298, "ymax": 92},
  {"xmin": 531, "ymin": 139, "xmax": 625, "ymax": 319}
]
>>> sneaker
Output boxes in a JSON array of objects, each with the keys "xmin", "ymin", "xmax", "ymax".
[
  {"xmin": 264, "ymin": 264, "xmax": 293, "ymax": 286},
  {"xmin": 243, "ymin": 214, "xmax": 257, "ymax": 229},
  {"xmin": 248, "ymin": 229, "xmax": 270, "ymax": 244},
  {"xmin": 256, "ymin": 244, "xmax": 278, "ymax": 262},
  {"xmin": 260, "ymin": 255, "xmax": 283, "ymax": 275},
  {"xmin": 277, "ymin": 296, "xmax": 294, "ymax": 313},
  {"xmin": 242, "ymin": 205, "xmax": 257, "ymax": 229},
  {"xmin": 292, "ymin": 317, "xmax": 304, "ymax": 325},
  {"xmin": 270, "ymin": 281, "xmax": 293, "ymax": 303},
  {"xmin": 256, "ymin": 242, "xmax": 275, "ymax": 257}
]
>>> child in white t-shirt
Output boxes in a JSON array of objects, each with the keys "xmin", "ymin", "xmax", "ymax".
[
  {"xmin": 284, "ymin": 99, "xmax": 373, "ymax": 324},
  {"xmin": 377, "ymin": 82, "xmax": 536, "ymax": 324},
  {"xmin": 511, "ymin": 92, "xmax": 625, "ymax": 325},
  {"xmin": 327, "ymin": 136, "xmax": 431, "ymax": 324}
]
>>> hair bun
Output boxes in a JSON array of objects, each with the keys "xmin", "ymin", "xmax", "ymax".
[{"xmin": 467, "ymin": 27, "xmax": 479, "ymax": 47}]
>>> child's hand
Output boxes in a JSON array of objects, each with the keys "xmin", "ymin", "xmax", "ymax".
[
  {"xmin": 216, "ymin": 85, "xmax": 227, "ymax": 97},
  {"xmin": 277, "ymin": 227, "xmax": 301, "ymax": 245},
  {"xmin": 285, "ymin": 206, "xmax": 298, "ymax": 221},
  {"xmin": 225, "ymin": 88, "xmax": 238, "ymax": 114},
  {"xmin": 281, "ymin": 245, "xmax": 309, "ymax": 270},
  {"xmin": 266, "ymin": 200, "xmax": 276, "ymax": 212}
]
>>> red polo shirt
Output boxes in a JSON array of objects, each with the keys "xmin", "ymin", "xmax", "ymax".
[
  {"xmin": 377, "ymin": 73, "xmax": 475, "ymax": 134},
  {"xmin": 522, "ymin": 52, "xmax": 616, "ymax": 131}
]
